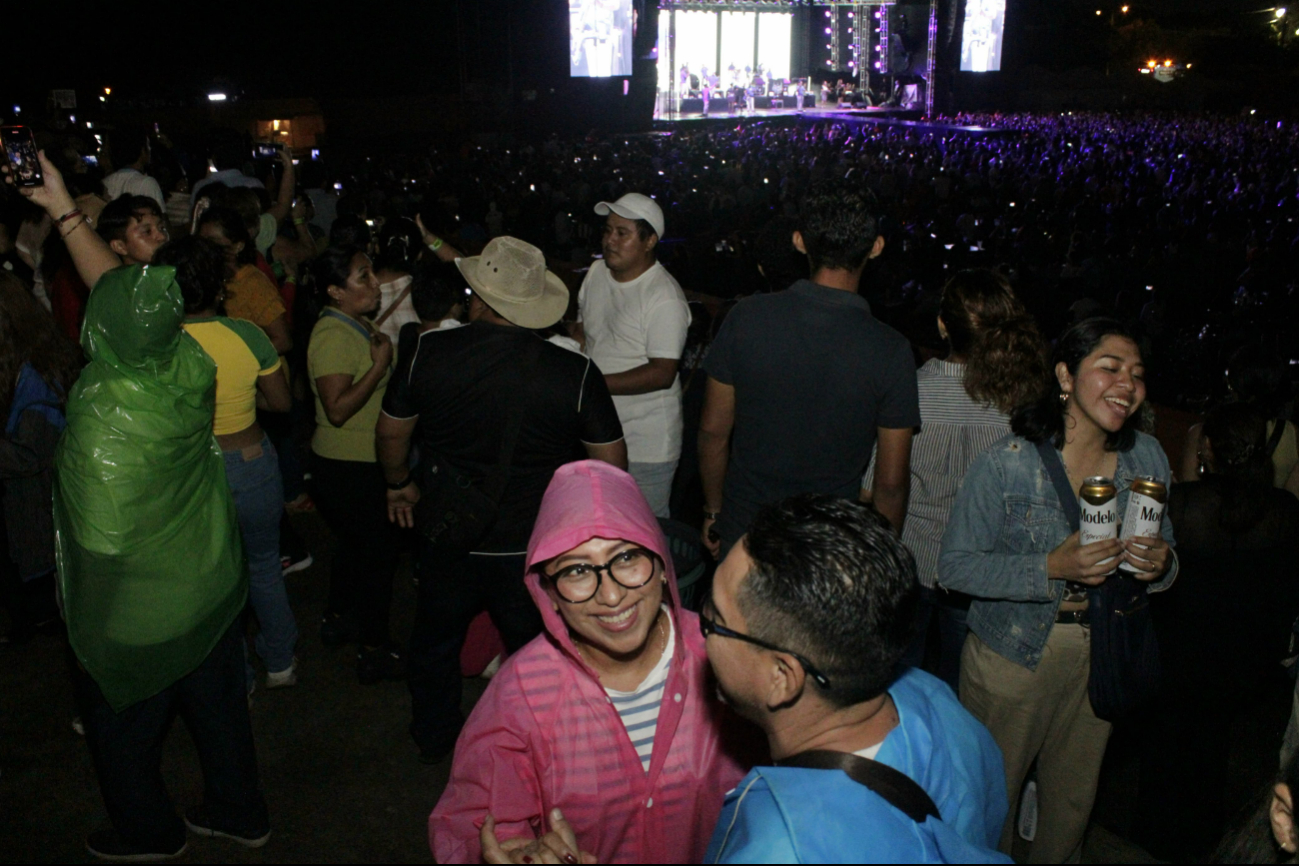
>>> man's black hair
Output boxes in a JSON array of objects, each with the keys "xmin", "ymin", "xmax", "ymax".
[
  {"xmin": 109, "ymin": 128, "xmax": 149, "ymax": 171},
  {"xmin": 329, "ymin": 214, "xmax": 372, "ymax": 250},
  {"xmin": 410, "ymin": 260, "xmax": 467, "ymax": 324},
  {"xmin": 633, "ymin": 218, "xmax": 656, "ymax": 243},
  {"xmin": 796, "ymin": 182, "xmax": 881, "ymax": 273},
  {"xmin": 97, "ymin": 195, "xmax": 163, "ymax": 244},
  {"xmin": 154, "ymin": 236, "xmax": 228, "ymax": 315},
  {"xmin": 209, "ymin": 130, "xmax": 247, "ymax": 173},
  {"xmin": 740, "ymin": 494, "xmax": 918, "ymax": 708}
]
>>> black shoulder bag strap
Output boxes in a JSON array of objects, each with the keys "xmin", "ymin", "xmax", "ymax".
[
  {"xmin": 1035, "ymin": 439, "xmax": 1080, "ymax": 531},
  {"xmin": 480, "ymin": 339, "xmax": 546, "ymax": 501},
  {"xmin": 779, "ymin": 750, "xmax": 941, "ymax": 824}
]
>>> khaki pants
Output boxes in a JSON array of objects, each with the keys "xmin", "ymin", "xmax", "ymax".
[{"xmin": 960, "ymin": 625, "xmax": 1112, "ymax": 864}]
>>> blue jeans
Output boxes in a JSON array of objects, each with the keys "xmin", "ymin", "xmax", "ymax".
[
  {"xmin": 224, "ymin": 436, "xmax": 297, "ymax": 674},
  {"xmin": 902, "ymin": 585, "xmax": 969, "ymax": 695},
  {"xmin": 74, "ymin": 619, "xmax": 270, "ymax": 850},
  {"xmin": 628, "ymin": 459, "xmax": 678, "ymax": 519}
]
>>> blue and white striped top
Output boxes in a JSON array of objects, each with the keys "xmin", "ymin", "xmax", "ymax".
[{"xmin": 606, "ymin": 608, "xmax": 675, "ymax": 772}]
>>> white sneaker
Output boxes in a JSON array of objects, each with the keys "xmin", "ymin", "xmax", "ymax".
[{"xmin": 266, "ymin": 659, "xmax": 298, "ymax": 689}]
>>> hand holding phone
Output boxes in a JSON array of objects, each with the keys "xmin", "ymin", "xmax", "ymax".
[
  {"xmin": 1, "ymin": 126, "xmax": 44, "ymax": 187},
  {"xmin": 1, "ymin": 144, "xmax": 76, "ymax": 218}
]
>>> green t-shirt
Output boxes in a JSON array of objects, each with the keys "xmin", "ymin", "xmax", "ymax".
[{"xmin": 307, "ymin": 310, "xmax": 391, "ymax": 462}]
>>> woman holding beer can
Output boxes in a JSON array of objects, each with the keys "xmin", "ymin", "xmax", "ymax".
[{"xmin": 939, "ymin": 317, "xmax": 1178, "ymax": 862}]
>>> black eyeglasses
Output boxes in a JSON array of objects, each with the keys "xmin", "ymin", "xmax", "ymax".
[
  {"xmin": 698, "ymin": 605, "xmax": 833, "ymax": 691},
  {"xmin": 545, "ymin": 547, "xmax": 659, "ymax": 604}
]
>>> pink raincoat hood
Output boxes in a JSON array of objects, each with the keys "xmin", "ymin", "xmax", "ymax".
[
  {"xmin": 430, "ymin": 461, "xmax": 754, "ymax": 864},
  {"xmin": 524, "ymin": 460, "xmax": 681, "ymax": 662}
]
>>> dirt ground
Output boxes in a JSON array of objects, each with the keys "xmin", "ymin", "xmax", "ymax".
[{"xmin": 1, "ymin": 510, "xmax": 1290, "ymax": 863}]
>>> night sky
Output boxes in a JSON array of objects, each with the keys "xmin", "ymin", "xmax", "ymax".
[{"xmin": 2, "ymin": 0, "xmax": 1283, "ymax": 111}]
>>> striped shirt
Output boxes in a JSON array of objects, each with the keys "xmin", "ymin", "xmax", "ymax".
[
  {"xmin": 865, "ymin": 359, "xmax": 1010, "ymax": 588},
  {"xmin": 606, "ymin": 608, "xmax": 675, "ymax": 772}
]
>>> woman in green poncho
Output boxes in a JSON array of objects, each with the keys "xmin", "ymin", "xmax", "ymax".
[{"xmin": 7, "ymin": 150, "xmax": 271, "ymax": 861}]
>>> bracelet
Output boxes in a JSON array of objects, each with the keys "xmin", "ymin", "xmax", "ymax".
[
  {"xmin": 55, "ymin": 208, "xmax": 83, "ymax": 226},
  {"xmin": 427, "ymin": 237, "xmax": 444, "ymax": 252},
  {"xmin": 59, "ymin": 215, "xmax": 89, "ymax": 238},
  {"xmin": 386, "ymin": 475, "xmax": 414, "ymax": 491},
  {"xmin": 703, "ymin": 510, "xmax": 721, "ymax": 521}
]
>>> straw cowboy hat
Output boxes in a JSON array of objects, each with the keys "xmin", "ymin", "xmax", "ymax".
[{"xmin": 455, "ymin": 236, "xmax": 569, "ymax": 329}]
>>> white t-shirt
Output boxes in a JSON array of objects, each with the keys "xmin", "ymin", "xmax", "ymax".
[
  {"xmin": 377, "ymin": 274, "xmax": 419, "ymax": 343},
  {"xmin": 103, "ymin": 168, "xmax": 165, "ymax": 208},
  {"xmin": 578, "ymin": 260, "xmax": 690, "ymax": 464}
]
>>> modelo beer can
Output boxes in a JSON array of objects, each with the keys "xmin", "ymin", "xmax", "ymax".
[
  {"xmin": 1079, "ymin": 476, "xmax": 1119, "ymax": 567},
  {"xmin": 1118, "ymin": 475, "xmax": 1167, "ymax": 574}
]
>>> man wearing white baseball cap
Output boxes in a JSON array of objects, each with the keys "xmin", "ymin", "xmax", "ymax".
[
  {"xmin": 575, "ymin": 193, "xmax": 691, "ymax": 518},
  {"xmin": 377, "ymin": 235, "xmax": 628, "ymax": 763}
]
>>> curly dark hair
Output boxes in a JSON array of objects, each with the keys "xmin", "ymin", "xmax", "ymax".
[
  {"xmin": 196, "ymin": 206, "xmax": 256, "ymax": 268},
  {"xmin": 1011, "ymin": 317, "xmax": 1150, "ymax": 452},
  {"xmin": 940, "ymin": 269, "xmax": 1049, "ymax": 414},
  {"xmin": 796, "ymin": 182, "xmax": 881, "ymax": 273},
  {"xmin": 153, "ymin": 236, "xmax": 229, "ymax": 315},
  {"xmin": 740, "ymin": 494, "xmax": 918, "ymax": 708},
  {"xmin": 1202, "ymin": 402, "xmax": 1274, "ymax": 534},
  {"xmin": 0, "ymin": 272, "xmax": 84, "ymax": 420}
]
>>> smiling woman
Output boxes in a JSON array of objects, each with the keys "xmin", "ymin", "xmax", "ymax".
[
  {"xmin": 430, "ymin": 460, "xmax": 753, "ymax": 864},
  {"xmin": 939, "ymin": 317, "xmax": 1179, "ymax": 862}
]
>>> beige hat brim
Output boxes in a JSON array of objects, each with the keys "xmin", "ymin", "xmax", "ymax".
[{"xmin": 456, "ymin": 256, "xmax": 570, "ymax": 330}]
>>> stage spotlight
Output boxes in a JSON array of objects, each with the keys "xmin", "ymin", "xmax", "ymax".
[
  {"xmin": 1121, "ymin": 5, "xmax": 1129, "ymax": 11},
  {"xmin": 1277, "ymin": 7, "xmax": 1287, "ymax": 17},
  {"xmin": 207, "ymin": 92, "xmax": 227, "ymax": 102},
  {"xmin": 1096, "ymin": 9, "xmax": 1102, "ymax": 15}
]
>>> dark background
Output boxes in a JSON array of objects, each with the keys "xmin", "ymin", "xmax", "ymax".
[{"xmin": 2, "ymin": 1, "xmax": 1297, "ymax": 141}]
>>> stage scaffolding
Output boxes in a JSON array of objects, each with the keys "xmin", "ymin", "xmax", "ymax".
[{"xmin": 657, "ymin": 0, "xmax": 938, "ymax": 119}]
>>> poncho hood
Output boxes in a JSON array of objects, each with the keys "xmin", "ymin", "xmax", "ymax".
[{"xmin": 525, "ymin": 460, "xmax": 680, "ymax": 667}]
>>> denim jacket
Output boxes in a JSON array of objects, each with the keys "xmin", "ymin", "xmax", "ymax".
[{"xmin": 938, "ymin": 431, "xmax": 1178, "ymax": 670}]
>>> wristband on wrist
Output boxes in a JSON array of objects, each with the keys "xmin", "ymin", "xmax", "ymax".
[
  {"xmin": 56, "ymin": 208, "xmax": 83, "ymax": 226},
  {"xmin": 386, "ymin": 475, "xmax": 414, "ymax": 491},
  {"xmin": 60, "ymin": 216, "xmax": 89, "ymax": 238},
  {"xmin": 427, "ymin": 237, "xmax": 444, "ymax": 252}
]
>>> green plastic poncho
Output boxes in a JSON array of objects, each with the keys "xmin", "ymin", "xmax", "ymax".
[{"xmin": 55, "ymin": 264, "xmax": 246, "ymax": 711}]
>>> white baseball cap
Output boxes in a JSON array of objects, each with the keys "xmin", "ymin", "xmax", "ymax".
[{"xmin": 594, "ymin": 193, "xmax": 664, "ymax": 239}]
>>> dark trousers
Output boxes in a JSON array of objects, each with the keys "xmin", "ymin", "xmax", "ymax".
[
  {"xmin": 73, "ymin": 619, "xmax": 269, "ymax": 850},
  {"xmin": 311, "ymin": 455, "xmax": 399, "ymax": 646},
  {"xmin": 901, "ymin": 585, "xmax": 970, "ymax": 694},
  {"xmin": 408, "ymin": 547, "xmax": 543, "ymax": 752}
]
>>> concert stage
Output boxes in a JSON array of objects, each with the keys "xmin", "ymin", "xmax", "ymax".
[{"xmin": 652, "ymin": 102, "xmax": 1009, "ymax": 138}]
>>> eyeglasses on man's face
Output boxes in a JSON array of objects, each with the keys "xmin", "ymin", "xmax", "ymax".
[
  {"xmin": 698, "ymin": 600, "xmax": 833, "ymax": 691},
  {"xmin": 545, "ymin": 546, "xmax": 658, "ymax": 604}
]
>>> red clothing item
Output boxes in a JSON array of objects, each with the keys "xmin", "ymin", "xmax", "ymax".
[
  {"xmin": 430, "ymin": 461, "xmax": 754, "ymax": 864},
  {"xmin": 48, "ymin": 263, "xmax": 91, "ymax": 343}
]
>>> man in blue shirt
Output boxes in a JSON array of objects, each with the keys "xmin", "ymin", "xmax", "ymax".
[
  {"xmin": 699, "ymin": 495, "xmax": 1009, "ymax": 863},
  {"xmin": 480, "ymin": 496, "xmax": 1010, "ymax": 864}
]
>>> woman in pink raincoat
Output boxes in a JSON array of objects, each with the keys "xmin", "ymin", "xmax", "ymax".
[{"xmin": 430, "ymin": 460, "xmax": 755, "ymax": 864}]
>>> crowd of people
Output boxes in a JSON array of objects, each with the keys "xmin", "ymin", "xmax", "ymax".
[{"xmin": 2, "ymin": 106, "xmax": 1299, "ymax": 864}]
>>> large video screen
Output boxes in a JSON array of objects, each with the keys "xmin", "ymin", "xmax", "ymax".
[
  {"xmin": 570, "ymin": 0, "xmax": 635, "ymax": 77},
  {"xmin": 960, "ymin": 0, "xmax": 1006, "ymax": 72}
]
